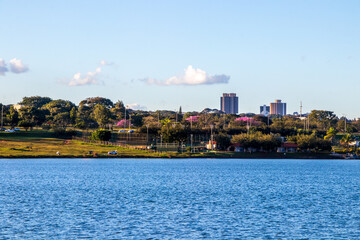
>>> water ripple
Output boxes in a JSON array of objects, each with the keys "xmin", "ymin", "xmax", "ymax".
[{"xmin": 0, "ymin": 159, "xmax": 359, "ymax": 239}]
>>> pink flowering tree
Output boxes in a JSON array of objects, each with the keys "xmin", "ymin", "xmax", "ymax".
[
  {"xmin": 234, "ymin": 117, "xmax": 261, "ymax": 126},
  {"xmin": 235, "ymin": 117, "xmax": 254, "ymax": 123},
  {"xmin": 116, "ymin": 119, "xmax": 131, "ymax": 127},
  {"xmin": 186, "ymin": 115, "xmax": 200, "ymax": 122}
]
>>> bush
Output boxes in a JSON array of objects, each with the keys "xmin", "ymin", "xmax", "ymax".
[
  {"xmin": 231, "ymin": 132, "xmax": 281, "ymax": 151},
  {"xmin": 42, "ymin": 125, "xmax": 51, "ymax": 130},
  {"xmin": 53, "ymin": 127, "xmax": 79, "ymax": 138},
  {"xmin": 296, "ymin": 134, "xmax": 332, "ymax": 152},
  {"xmin": 91, "ymin": 129, "xmax": 112, "ymax": 141},
  {"xmin": 19, "ymin": 120, "xmax": 34, "ymax": 131},
  {"xmin": 215, "ymin": 133, "xmax": 231, "ymax": 150}
]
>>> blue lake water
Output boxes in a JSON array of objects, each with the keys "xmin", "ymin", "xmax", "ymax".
[{"xmin": 0, "ymin": 158, "xmax": 359, "ymax": 239}]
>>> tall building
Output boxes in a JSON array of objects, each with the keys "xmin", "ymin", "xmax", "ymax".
[
  {"xmin": 260, "ymin": 105, "xmax": 270, "ymax": 116},
  {"xmin": 270, "ymin": 99, "xmax": 286, "ymax": 115},
  {"xmin": 220, "ymin": 93, "xmax": 238, "ymax": 114}
]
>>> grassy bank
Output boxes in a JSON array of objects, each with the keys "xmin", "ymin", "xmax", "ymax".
[
  {"xmin": 0, "ymin": 130, "xmax": 163, "ymax": 158},
  {"xmin": 0, "ymin": 130, "xmax": 341, "ymax": 159}
]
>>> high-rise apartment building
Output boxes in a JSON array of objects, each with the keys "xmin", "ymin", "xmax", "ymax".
[
  {"xmin": 220, "ymin": 93, "xmax": 238, "ymax": 114},
  {"xmin": 260, "ymin": 105, "xmax": 270, "ymax": 116},
  {"xmin": 270, "ymin": 99, "xmax": 286, "ymax": 115}
]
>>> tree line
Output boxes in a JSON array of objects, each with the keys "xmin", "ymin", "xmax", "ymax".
[{"xmin": 1, "ymin": 96, "xmax": 359, "ymax": 152}]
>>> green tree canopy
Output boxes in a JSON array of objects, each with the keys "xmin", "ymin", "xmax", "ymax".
[
  {"xmin": 5, "ymin": 106, "xmax": 19, "ymax": 127},
  {"xmin": 309, "ymin": 110, "xmax": 338, "ymax": 130},
  {"xmin": 19, "ymin": 96, "xmax": 52, "ymax": 109},
  {"xmin": 93, "ymin": 104, "xmax": 112, "ymax": 128},
  {"xmin": 79, "ymin": 97, "xmax": 114, "ymax": 109},
  {"xmin": 324, "ymin": 127, "xmax": 337, "ymax": 142},
  {"xmin": 91, "ymin": 129, "xmax": 112, "ymax": 141}
]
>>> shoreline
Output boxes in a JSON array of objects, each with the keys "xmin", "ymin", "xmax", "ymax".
[{"xmin": 0, "ymin": 153, "xmax": 344, "ymax": 159}]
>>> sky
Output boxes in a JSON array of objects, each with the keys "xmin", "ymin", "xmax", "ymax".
[{"xmin": 0, "ymin": 0, "xmax": 359, "ymax": 118}]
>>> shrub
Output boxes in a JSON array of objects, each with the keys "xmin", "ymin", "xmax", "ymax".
[
  {"xmin": 215, "ymin": 133, "xmax": 231, "ymax": 150},
  {"xmin": 91, "ymin": 129, "xmax": 112, "ymax": 141},
  {"xmin": 53, "ymin": 127, "xmax": 79, "ymax": 138}
]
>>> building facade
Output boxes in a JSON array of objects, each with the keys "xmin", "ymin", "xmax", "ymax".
[
  {"xmin": 220, "ymin": 93, "xmax": 238, "ymax": 114},
  {"xmin": 260, "ymin": 105, "xmax": 270, "ymax": 116},
  {"xmin": 270, "ymin": 99, "xmax": 286, "ymax": 115}
]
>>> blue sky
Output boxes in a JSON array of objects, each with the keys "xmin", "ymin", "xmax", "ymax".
[{"xmin": 0, "ymin": 0, "xmax": 359, "ymax": 118}]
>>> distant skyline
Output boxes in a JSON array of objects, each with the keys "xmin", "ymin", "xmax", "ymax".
[{"xmin": 1, "ymin": 1, "xmax": 359, "ymax": 118}]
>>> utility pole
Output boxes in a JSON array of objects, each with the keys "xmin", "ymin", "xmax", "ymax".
[
  {"xmin": 1, "ymin": 105, "xmax": 3, "ymax": 131},
  {"xmin": 128, "ymin": 114, "xmax": 131, "ymax": 142},
  {"xmin": 307, "ymin": 117, "xmax": 310, "ymax": 131},
  {"xmin": 146, "ymin": 124, "xmax": 149, "ymax": 146},
  {"xmin": 158, "ymin": 111, "xmax": 160, "ymax": 127},
  {"xmin": 210, "ymin": 125, "xmax": 214, "ymax": 151},
  {"xmin": 223, "ymin": 114, "xmax": 226, "ymax": 129},
  {"xmin": 124, "ymin": 107, "xmax": 126, "ymax": 132},
  {"xmin": 190, "ymin": 134, "xmax": 193, "ymax": 153},
  {"xmin": 247, "ymin": 119, "xmax": 250, "ymax": 134}
]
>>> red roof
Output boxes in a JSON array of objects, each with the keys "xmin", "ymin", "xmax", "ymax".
[
  {"xmin": 232, "ymin": 143, "xmax": 243, "ymax": 147},
  {"xmin": 282, "ymin": 142, "xmax": 298, "ymax": 148}
]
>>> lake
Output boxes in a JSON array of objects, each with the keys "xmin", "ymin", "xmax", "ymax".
[{"xmin": 0, "ymin": 158, "xmax": 359, "ymax": 239}]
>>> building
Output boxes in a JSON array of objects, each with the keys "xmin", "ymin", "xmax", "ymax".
[
  {"xmin": 220, "ymin": 93, "xmax": 238, "ymax": 114},
  {"xmin": 13, "ymin": 104, "xmax": 24, "ymax": 111},
  {"xmin": 277, "ymin": 142, "xmax": 298, "ymax": 153},
  {"xmin": 260, "ymin": 105, "xmax": 270, "ymax": 116},
  {"xmin": 270, "ymin": 99, "xmax": 286, "ymax": 115}
]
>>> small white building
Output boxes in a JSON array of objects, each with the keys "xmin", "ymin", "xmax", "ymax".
[{"xmin": 206, "ymin": 140, "xmax": 216, "ymax": 150}]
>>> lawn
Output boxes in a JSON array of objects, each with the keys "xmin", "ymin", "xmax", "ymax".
[
  {"xmin": 0, "ymin": 130, "xmax": 165, "ymax": 158},
  {"xmin": 0, "ymin": 130, "xmax": 340, "ymax": 159}
]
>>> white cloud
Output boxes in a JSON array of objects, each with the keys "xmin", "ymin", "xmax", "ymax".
[
  {"xmin": 9, "ymin": 58, "xmax": 29, "ymax": 73},
  {"xmin": 100, "ymin": 60, "xmax": 114, "ymax": 66},
  {"xmin": 126, "ymin": 103, "xmax": 147, "ymax": 111},
  {"xmin": 0, "ymin": 59, "xmax": 8, "ymax": 76},
  {"xmin": 67, "ymin": 67, "xmax": 102, "ymax": 86},
  {"xmin": 141, "ymin": 65, "xmax": 230, "ymax": 86}
]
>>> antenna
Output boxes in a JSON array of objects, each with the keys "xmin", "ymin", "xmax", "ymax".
[{"xmin": 300, "ymin": 101, "xmax": 302, "ymax": 117}]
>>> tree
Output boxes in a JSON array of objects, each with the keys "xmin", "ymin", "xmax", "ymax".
[
  {"xmin": 296, "ymin": 134, "xmax": 332, "ymax": 152},
  {"xmin": 18, "ymin": 106, "xmax": 47, "ymax": 128},
  {"xmin": 5, "ymin": 106, "xmax": 19, "ymax": 127},
  {"xmin": 53, "ymin": 112, "xmax": 71, "ymax": 128},
  {"xmin": 159, "ymin": 118, "xmax": 173, "ymax": 142},
  {"xmin": 19, "ymin": 96, "xmax": 52, "ymax": 109},
  {"xmin": 43, "ymin": 100, "xmax": 75, "ymax": 115},
  {"xmin": 79, "ymin": 97, "xmax": 114, "ymax": 110},
  {"xmin": 93, "ymin": 104, "xmax": 112, "ymax": 128},
  {"xmin": 340, "ymin": 134, "xmax": 354, "ymax": 151},
  {"xmin": 91, "ymin": 129, "xmax": 112, "ymax": 141},
  {"xmin": 18, "ymin": 120, "xmax": 33, "ymax": 131},
  {"xmin": 309, "ymin": 110, "xmax": 338, "ymax": 130},
  {"xmin": 159, "ymin": 121, "xmax": 188, "ymax": 143},
  {"xmin": 231, "ymin": 132, "xmax": 281, "ymax": 152},
  {"xmin": 43, "ymin": 99, "xmax": 75, "ymax": 127},
  {"xmin": 215, "ymin": 133, "xmax": 231, "ymax": 150},
  {"xmin": 324, "ymin": 127, "xmax": 337, "ymax": 143},
  {"xmin": 111, "ymin": 100, "xmax": 125, "ymax": 120},
  {"xmin": 253, "ymin": 115, "xmax": 270, "ymax": 125},
  {"xmin": 69, "ymin": 107, "xmax": 77, "ymax": 125}
]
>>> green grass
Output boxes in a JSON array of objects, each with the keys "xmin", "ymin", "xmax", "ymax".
[
  {"xmin": 0, "ymin": 129, "xmax": 339, "ymax": 159},
  {"xmin": 0, "ymin": 129, "xmax": 55, "ymax": 139},
  {"xmin": 0, "ymin": 130, "xmax": 164, "ymax": 158}
]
